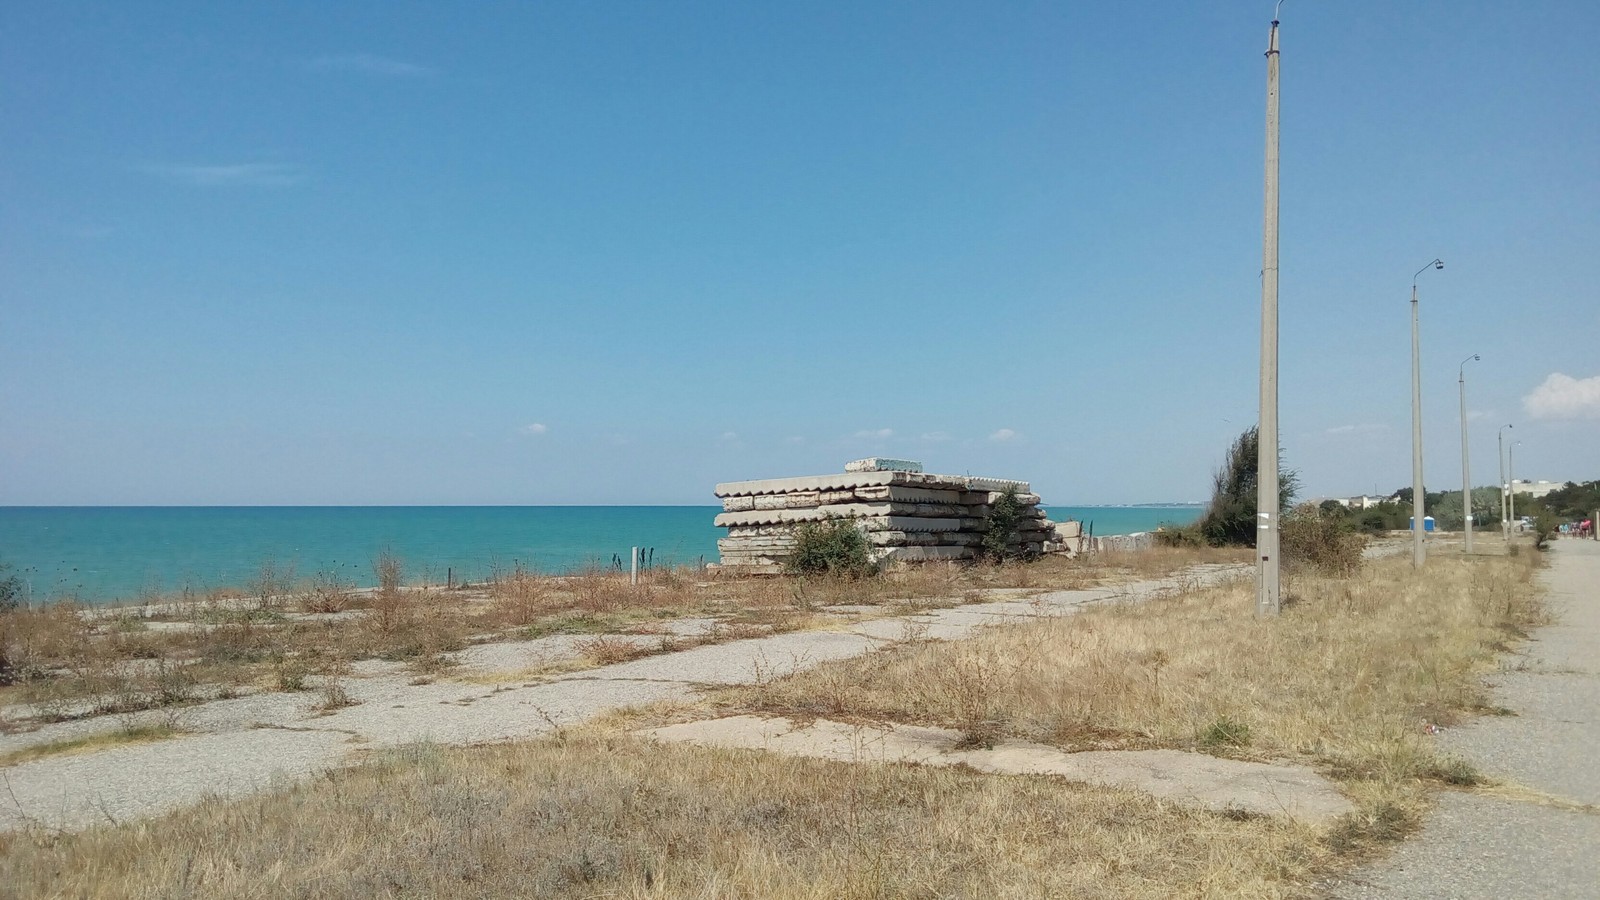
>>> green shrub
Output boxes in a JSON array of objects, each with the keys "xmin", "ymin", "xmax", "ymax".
[
  {"xmin": 1534, "ymin": 511, "xmax": 1560, "ymax": 551},
  {"xmin": 0, "ymin": 562, "xmax": 22, "ymax": 612},
  {"xmin": 1357, "ymin": 510, "xmax": 1391, "ymax": 535},
  {"xmin": 1199, "ymin": 716, "xmax": 1252, "ymax": 749},
  {"xmin": 786, "ymin": 518, "xmax": 877, "ymax": 579},
  {"xmin": 1153, "ymin": 524, "xmax": 1205, "ymax": 548},
  {"xmin": 979, "ymin": 486, "xmax": 1023, "ymax": 562},
  {"xmin": 1280, "ymin": 503, "xmax": 1367, "ymax": 577},
  {"xmin": 1195, "ymin": 427, "xmax": 1299, "ymax": 547}
]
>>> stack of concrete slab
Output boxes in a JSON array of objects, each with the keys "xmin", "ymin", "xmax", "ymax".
[{"xmin": 714, "ymin": 459, "xmax": 1053, "ymax": 573}]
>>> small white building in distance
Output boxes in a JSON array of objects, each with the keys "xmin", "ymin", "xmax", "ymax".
[
  {"xmin": 1320, "ymin": 495, "xmax": 1389, "ymax": 510},
  {"xmin": 1509, "ymin": 479, "xmax": 1562, "ymax": 499}
]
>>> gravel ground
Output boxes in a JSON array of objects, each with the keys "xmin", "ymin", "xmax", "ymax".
[
  {"xmin": 0, "ymin": 564, "xmax": 1243, "ymax": 833},
  {"xmin": 1331, "ymin": 538, "xmax": 1600, "ymax": 899}
]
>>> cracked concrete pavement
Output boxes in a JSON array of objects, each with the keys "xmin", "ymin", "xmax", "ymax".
[
  {"xmin": 0, "ymin": 565, "xmax": 1242, "ymax": 832},
  {"xmin": 1331, "ymin": 538, "xmax": 1600, "ymax": 899}
]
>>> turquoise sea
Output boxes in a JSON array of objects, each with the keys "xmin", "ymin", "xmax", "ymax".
[{"xmin": 0, "ymin": 505, "xmax": 1201, "ymax": 605}]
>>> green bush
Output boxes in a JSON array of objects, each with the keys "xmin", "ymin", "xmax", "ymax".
[
  {"xmin": 1280, "ymin": 503, "xmax": 1367, "ymax": 577},
  {"xmin": 1534, "ymin": 511, "xmax": 1560, "ymax": 551},
  {"xmin": 1195, "ymin": 427, "xmax": 1299, "ymax": 547},
  {"xmin": 1357, "ymin": 509, "xmax": 1391, "ymax": 535},
  {"xmin": 1199, "ymin": 716, "xmax": 1252, "ymax": 749},
  {"xmin": 0, "ymin": 562, "xmax": 22, "ymax": 612},
  {"xmin": 1153, "ymin": 524, "xmax": 1205, "ymax": 548},
  {"xmin": 786, "ymin": 518, "xmax": 877, "ymax": 579},
  {"xmin": 978, "ymin": 486, "xmax": 1023, "ymax": 562}
]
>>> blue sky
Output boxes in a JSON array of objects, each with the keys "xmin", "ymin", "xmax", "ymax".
[{"xmin": 3, "ymin": 1, "xmax": 1597, "ymax": 506}]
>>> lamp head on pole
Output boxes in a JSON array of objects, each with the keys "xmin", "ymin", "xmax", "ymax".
[{"xmin": 1414, "ymin": 258, "xmax": 1446, "ymax": 286}]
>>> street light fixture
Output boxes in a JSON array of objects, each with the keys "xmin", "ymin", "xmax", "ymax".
[
  {"xmin": 1459, "ymin": 354, "xmax": 1479, "ymax": 553},
  {"xmin": 1410, "ymin": 259, "xmax": 1444, "ymax": 568},
  {"xmin": 1498, "ymin": 424, "xmax": 1513, "ymax": 539}
]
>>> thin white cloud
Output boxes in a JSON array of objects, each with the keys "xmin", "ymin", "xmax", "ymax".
[
  {"xmin": 920, "ymin": 431, "xmax": 951, "ymax": 442},
  {"xmin": 519, "ymin": 423, "xmax": 548, "ymax": 436},
  {"xmin": 141, "ymin": 163, "xmax": 303, "ymax": 188},
  {"xmin": 854, "ymin": 428, "xmax": 894, "ymax": 440},
  {"xmin": 302, "ymin": 53, "xmax": 435, "ymax": 77},
  {"xmin": 1524, "ymin": 373, "xmax": 1600, "ymax": 420},
  {"xmin": 988, "ymin": 428, "xmax": 1018, "ymax": 442},
  {"xmin": 785, "ymin": 436, "xmax": 806, "ymax": 445},
  {"xmin": 1325, "ymin": 423, "xmax": 1386, "ymax": 436},
  {"xmin": 719, "ymin": 431, "xmax": 739, "ymax": 442}
]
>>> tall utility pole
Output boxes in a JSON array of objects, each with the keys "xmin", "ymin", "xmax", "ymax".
[
  {"xmin": 1410, "ymin": 259, "xmax": 1444, "ymax": 569},
  {"xmin": 1257, "ymin": 7, "xmax": 1283, "ymax": 617},
  {"xmin": 1499, "ymin": 424, "xmax": 1513, "ymax": 539},
  {"xmin": 1509, "ymin": 440, "xmax": 1522, "ymax": 529},
  {"xmin": 1459, "ymin": 355, "xmax": 1479, "ymax": 553}
]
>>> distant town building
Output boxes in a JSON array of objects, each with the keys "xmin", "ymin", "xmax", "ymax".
[{"xmin": 1508, "ymin": 479, "xmax": 1562, "ymax": 499}]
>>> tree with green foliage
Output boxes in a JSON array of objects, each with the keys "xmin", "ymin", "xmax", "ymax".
[
  {"xmin": 785, "ymin": 517, "xmax": 877, "ymax": 579},
  {"xmin": 1195, "ymin": 427, "xmax": 1299, "ymax": 547},
  {"xmin": 0, "ymin": 561, "xmax": 22, "ymax": 612},
  {"xmin": 979, "ymin": 485, "xmax": 1023, "ymax": 562},
  {"xmin": 1536, "ymin": 480, "xmax": 1600, "ymax": 520},
  {"xmin": 1427, "ymin": 487, "xmax": 1502, "ymax": 531}
]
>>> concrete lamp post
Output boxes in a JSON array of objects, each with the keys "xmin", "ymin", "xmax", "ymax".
[
  {"xmin": 1499, "ymin": 424, "xmax": 1513, "ymax": 539},
  {"xmin": 1459, "ymin": 354, "xmax": 1479, "ymax": 553},
  {"xmin": 1256, "ymin": 3, "xmax": 1284, "ymax": 617},
  {"xmin": 1410, "ymin": 259, "xmax": 1444, "ymax": 569},
  {"xmin": 1509, "ymin": 440, "xmax": 1523, "ymax": 533}
]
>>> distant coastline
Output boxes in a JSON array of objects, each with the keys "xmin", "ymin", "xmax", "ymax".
[{"xmin": 1064, "ymin": 503, "xmax": 1205, "ymax": 509}]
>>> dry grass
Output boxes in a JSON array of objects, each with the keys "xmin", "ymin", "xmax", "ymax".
[
  {"xmin": 730, "ymin": 550, "xmax": 1543, "ymax": 850},
  {"xmin": 0, "ymin": 723, "xmax": 185, "ymax": 768},
  {"xmin": 0, "ymin": 546, "xmax": 1537, "ymax": 897},
  {"xmin": 0, "ymin": 735, "xmax": 1332, "ymax": 899},
  {"xmin": 0, "ymin": 547, "xmax": 1245, "ymax": 732},
  {"xmin": 574, "ymin": 636, "xmax": 659, "ymax": 666}
]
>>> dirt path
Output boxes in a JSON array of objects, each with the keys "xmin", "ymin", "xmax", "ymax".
[
  {"xmin": 1, "ymin": 566, "xmax": 1239, "ymax": 832},
  {"xmin": 1332, "ymin": 539, "xmax": 1600, "ymax": 898}
]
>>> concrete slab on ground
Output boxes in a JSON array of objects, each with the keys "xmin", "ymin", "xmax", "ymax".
[
  {"xmin": 0, "ymin": 727, "xmax": 354, "ymax": 832},
  {"xmin": 1332, "ymin": 539, "xmax": 1600, "ymax": 898},
  {"xmin": 638, "ymin": 715, "xmax": 1354, "ymax": 823},
  {"xmin": 559, "ymin": 630, "xmax": 880, "ymax": 686}
]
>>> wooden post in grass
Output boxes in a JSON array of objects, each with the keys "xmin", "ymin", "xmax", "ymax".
[{"xmin": 630, "ymin": 547, "xmax": 639, "ymax": 586}]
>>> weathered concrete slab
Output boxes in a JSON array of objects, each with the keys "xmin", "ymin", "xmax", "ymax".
[
  {"xmin": 1332, "ymin": 538, "xmax": 1600, "ymax": 898},
  {"xmin": 314, "ymin": 677, "xmax": 694, "ymax": 746},
  {"xmin": 0, "ymin": 727, "xmax": 355, "ymax": 832},
  {"xmin": 953, "ymin": 744, "xmax": 1355, "ymax": 821},
  {"xmin": 643, "ymin": 715, "xmax": 959, "ymax": 765},
  {"xmin": 0, "ymin": 562, "xmax": 1237, "ymax": 835},
  {"xmin": 559, "ymin": 630, "xmax": 880, "ymax": 686},
  {"xmin": 844, "ymin": 457, "xmax": 923, "ymax": 473},
  {"xmin": 638, "ymin": 715, "xmax": 1354, "ymax": 823},
  {"xmin": 850, "ymin": 617, "xmax": 974, "ymax": 642},
  {"xmin": 715, "ymin": 508, "xmax": 971, "ymax": 530},
  {"xmin": 715, "ymin": 470, "xmax": 1029, "ymax": 498},
  {"xmin": 877, "ymin": 545, "xmax": 974, "ymax": 561},
  {"xmin": 1329, "ymin": 792, "xmax": 1600, "ymax": 899}
]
